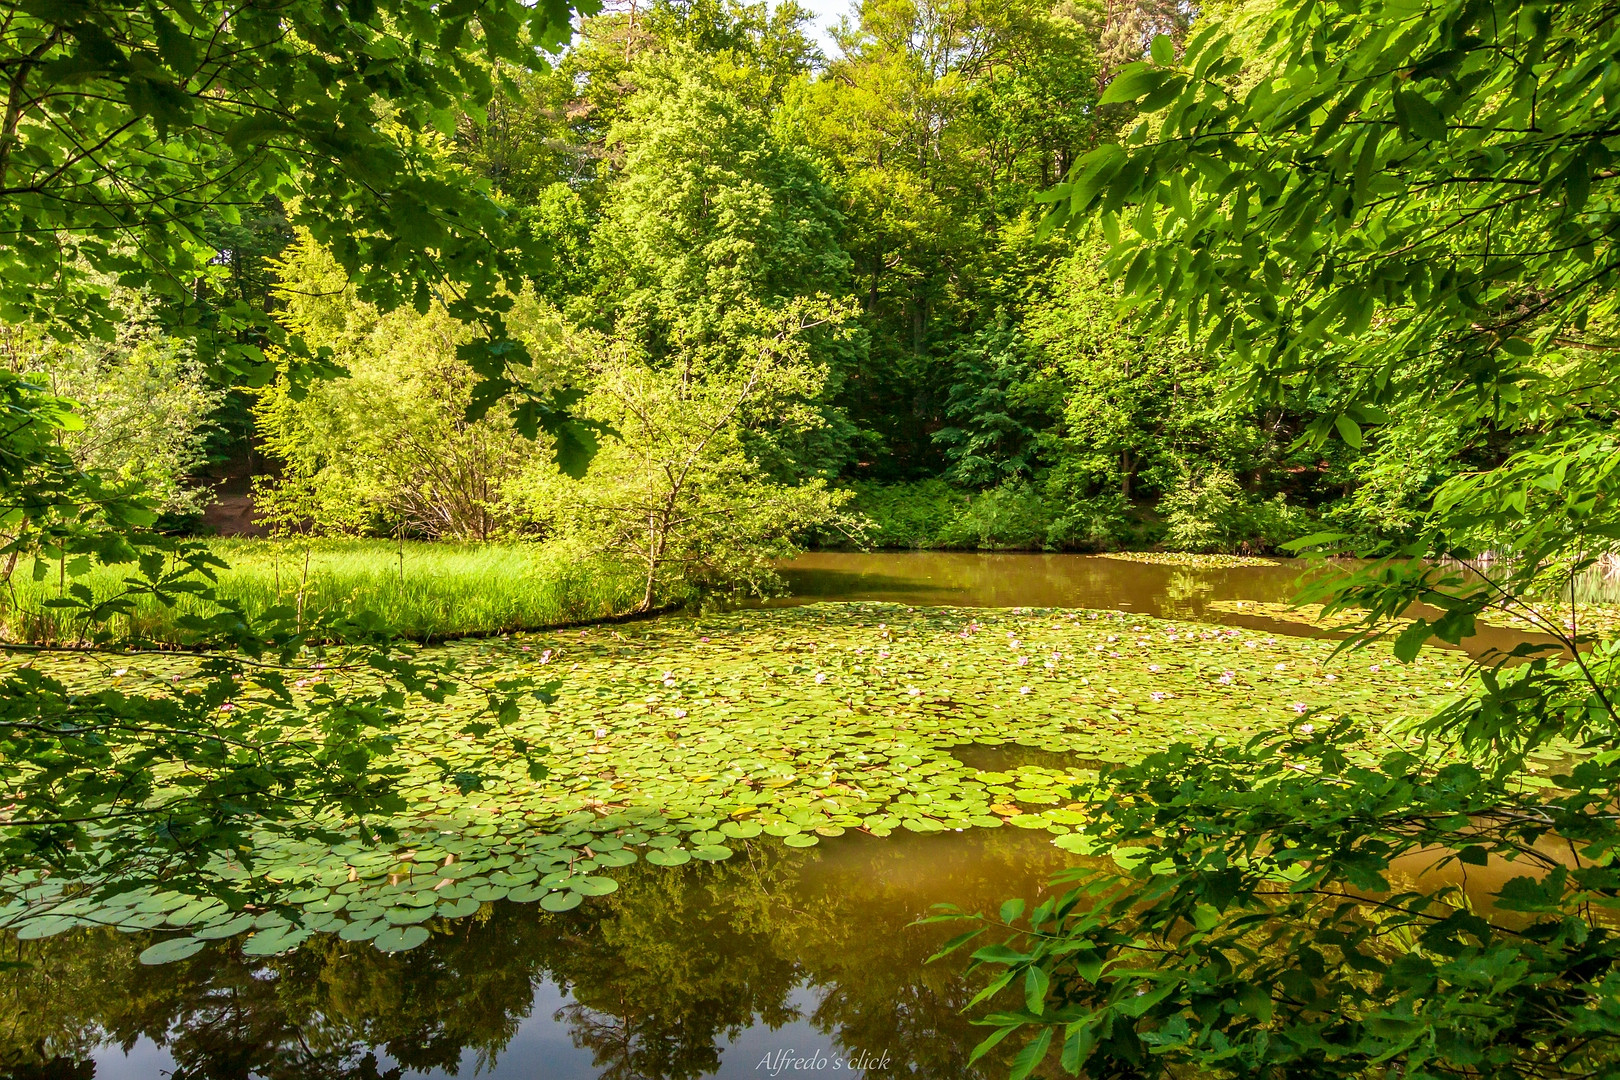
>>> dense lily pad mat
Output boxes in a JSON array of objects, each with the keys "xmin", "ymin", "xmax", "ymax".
[
  {"xmin": 1096, "ymin": 551, "xmax": 1280, "ymax": 568},
  {"xmin": 0, "ymin": 602, "xmax": 1483, "ymax": 959}
]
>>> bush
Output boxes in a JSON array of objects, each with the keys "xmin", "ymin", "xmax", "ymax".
[
  {"xmin": 1161, "ymin": 469, "xmax": 1307, "ymax": 554},
  {"xmin": 939, "ymin": 481, "xmax": 1052, "ymax": 550},
  {"xmin": 838, "ymin": 480, "xmax": 968, "ymax": 549},
  {"xmin": 838, "ymin": 481, "xmax": 1135, "ymax": 552}
]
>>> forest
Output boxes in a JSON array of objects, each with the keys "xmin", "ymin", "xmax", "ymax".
[
  {"xmin": 7, "ymin": 0, "xmax": 1375, "ymax": 617},
  {"xmin": 1, "ymin": 0, "xmax": 1619, "ymax": 1077}
]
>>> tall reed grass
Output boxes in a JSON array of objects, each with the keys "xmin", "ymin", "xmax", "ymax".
[{"xmin": 2, "ymin": 538, "xmax": 656, "ymax": 644}]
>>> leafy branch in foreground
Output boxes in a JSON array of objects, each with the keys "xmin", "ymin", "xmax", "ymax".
[
  {"xmin": 0, "ymin": 372, "xmax": 552, "ymax": 926},
  {"xmin": 930, "ymin": 726, "xmax": 1620, "ymax": 1079},
  {"xmin": 949, "ymin": 0, "xmax": 1620, "ymax": 1075}
]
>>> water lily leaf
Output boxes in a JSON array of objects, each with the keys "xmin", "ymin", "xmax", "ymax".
[
  {"xmin": 338, "ymin": 919, "xmax": 383, "ymax": 942},
  {"xmin": 242, "ymin": 925, "xmax": 311, "ymax": 956},
  {"xmin": 139, "ymin": 937, "xmax": 207, "ymax": 965},
  {"xmin": 506, "ymin": 884, "xmax": 548, "ymax": 903},
  {"xmin": 384, "ymin": 905, "xmax": 435, "ymax": 925},
  {"xmin": 540, "ymin": 891, "xmax": 583, "ymax": 912},
  {"xmin": 374, "ymin": 925, "xmax": 431, "ymax": 952},
  {"xmin": 16, "ymin": 916, "xmax": 81, "ymax": 940},
  {"xmin": 645, "ymin": 849, "xmax": 691, "ymax": 867},
  {"xmin": 193, "ymin": 913, "xmax": 257, "ymax": 940},
  {"xmin": 782, "ymin": 834, "xmax": 819, "ymax": 848},
  {"xmin": 692, "ymin": 845, "xmax": 733, "ymax": 861}
]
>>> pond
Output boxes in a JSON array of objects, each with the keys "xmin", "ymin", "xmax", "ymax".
[
  {"xmin": 774, "ymin": 551, "xmax": 1570, "ymax": 658},
  {"xmin": 0, "ymin": 552, "xmax": 1561, "ymax": 1080}
]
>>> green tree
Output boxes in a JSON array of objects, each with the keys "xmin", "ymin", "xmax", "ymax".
[
  {"xmin": 520, "ymin": 302, "xmax": 854, "ymax": 609},
  {"xmin": 0, "ymin": 290, "xmax": 223, "ymax": 518},
  {"xmin": 593, "ymin": 46, "xmax": 851, "ymax": 366},
  {"xmin": 0, "ymin": 0, "xmax": 591, "ymax": 436},
  {"xmin": 252, "ymin": 235, "xmax": 583, "ymax": 541},
  {"xmin": 796, "ymin": 0, "xmax": 1099, "ymax": 474}
]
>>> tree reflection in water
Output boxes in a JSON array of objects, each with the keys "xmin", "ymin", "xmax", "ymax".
[{"xmin": 0, "ymin": 827, "xmax": 1080, "ymax": 1080}]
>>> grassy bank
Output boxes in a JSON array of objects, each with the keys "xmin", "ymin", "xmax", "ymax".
[{"xmin": 2, "ymin": 538, "xmax": 655, "ymax": 644}]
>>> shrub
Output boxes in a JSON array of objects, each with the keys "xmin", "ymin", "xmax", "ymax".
[{"xmin": 1161, "ymin": 469, "xmax": 1307, "ymax": 554}]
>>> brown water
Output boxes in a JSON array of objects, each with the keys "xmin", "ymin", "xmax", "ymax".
[
  {"xmin": 1, "ymin": 552, "xmax": 1573, "ymax": 1080},
  {"xmin": 775, "ymin": 551, "xmax": 1557, "ymax": 658},
  {"xmin": 1, "ymin": 831, "xmax": 1080, "ymax": 1080}
]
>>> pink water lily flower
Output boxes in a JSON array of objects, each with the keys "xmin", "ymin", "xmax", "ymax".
[
  {"xmin": 1148, "ymin": 664, "xmax": 1161, "ymax": 673},
  {"xmin": 1292, "ymin": 702, "xmax": 1309, "ymax": 714},
  {"xmin": 1299, "ymin": 723, "xmax": 1315, "ymax": 734},
  {"xmin": 1151, "ymin": 692, "xmax": 1167, "ymax": 702},
  {"xmin": 1218, "ymin": 671, "xmax": 1235, "ymax": 685},
  {"xmin": 1370, "ymin": 664, "xmax": 1382, "ymax": 673},
  {"xmin": 1019, "ymin": 686, "xmax": 1031, "ymax": 695},
  {"xmin": 1017, "ymin": 655, "xmax": 1029, "ymax": 666},
  {"xmin": 814, "ymin": 672, "xmax": 827, "ymax": 684},
  {"xmin": 672, "ymin": 708, "xmax": 687, "ymax": 718},
  {"xmin": 520, "ymin": 645, "xmax": 531, "ymax": 652},
  {"xmin": 907, "ymin": 686, "xmax": 920, "ymax": 696}
]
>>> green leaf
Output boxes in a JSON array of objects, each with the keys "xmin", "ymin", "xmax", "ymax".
[
  {"xmin": 373, "ymin": 925, "xmax": 431, "ymax": 953},
  {"xmin": 540, "ymin": 891, "xmax": 582, "ymax": 912},
  {"xmin": 139, "ymin": 937, "xmax": 207, "ymax": 965},
  {"xmin": 1100, "ymin": 65, "xmax": 1173, "ymax": 106},
  {"xmin": 1008, "ymin": 1028, "xmax": 1052, "ymax": 1080}
]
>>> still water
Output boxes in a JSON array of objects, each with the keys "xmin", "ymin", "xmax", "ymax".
[
  {"xmin": 776, "ymin": 551, "xmax": 1558, "ymax": 657},
  {"xmin": 0, "ymin": 552, "xmax": 1577, "ymax": 1080}
]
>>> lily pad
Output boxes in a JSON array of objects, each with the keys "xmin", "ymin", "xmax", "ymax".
[
  {"xmin": 540, "ymin": 891, "xmax": 583, "ymax": 912},
  {"xmin": 374, "ymin": 925, "xmax": 431, "ymax": 953},
  {"xmin": 139, "ymin": 937, "xmax": 208, "ymax": 965}
]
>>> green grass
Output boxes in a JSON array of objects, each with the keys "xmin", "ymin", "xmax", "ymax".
[{"xmin": 3, "ymin": 538, "xmax": 656, "ymax": 644}]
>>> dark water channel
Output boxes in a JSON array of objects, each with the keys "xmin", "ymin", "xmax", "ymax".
[{"xmin": 6, "ymin": 553, "xmax": 1601, "ymax": 1080}]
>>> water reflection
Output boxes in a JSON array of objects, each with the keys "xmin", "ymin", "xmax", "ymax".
[{"xmin": 1, "ymin": 830, "xmax": 1081, "ymax": 1080}]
